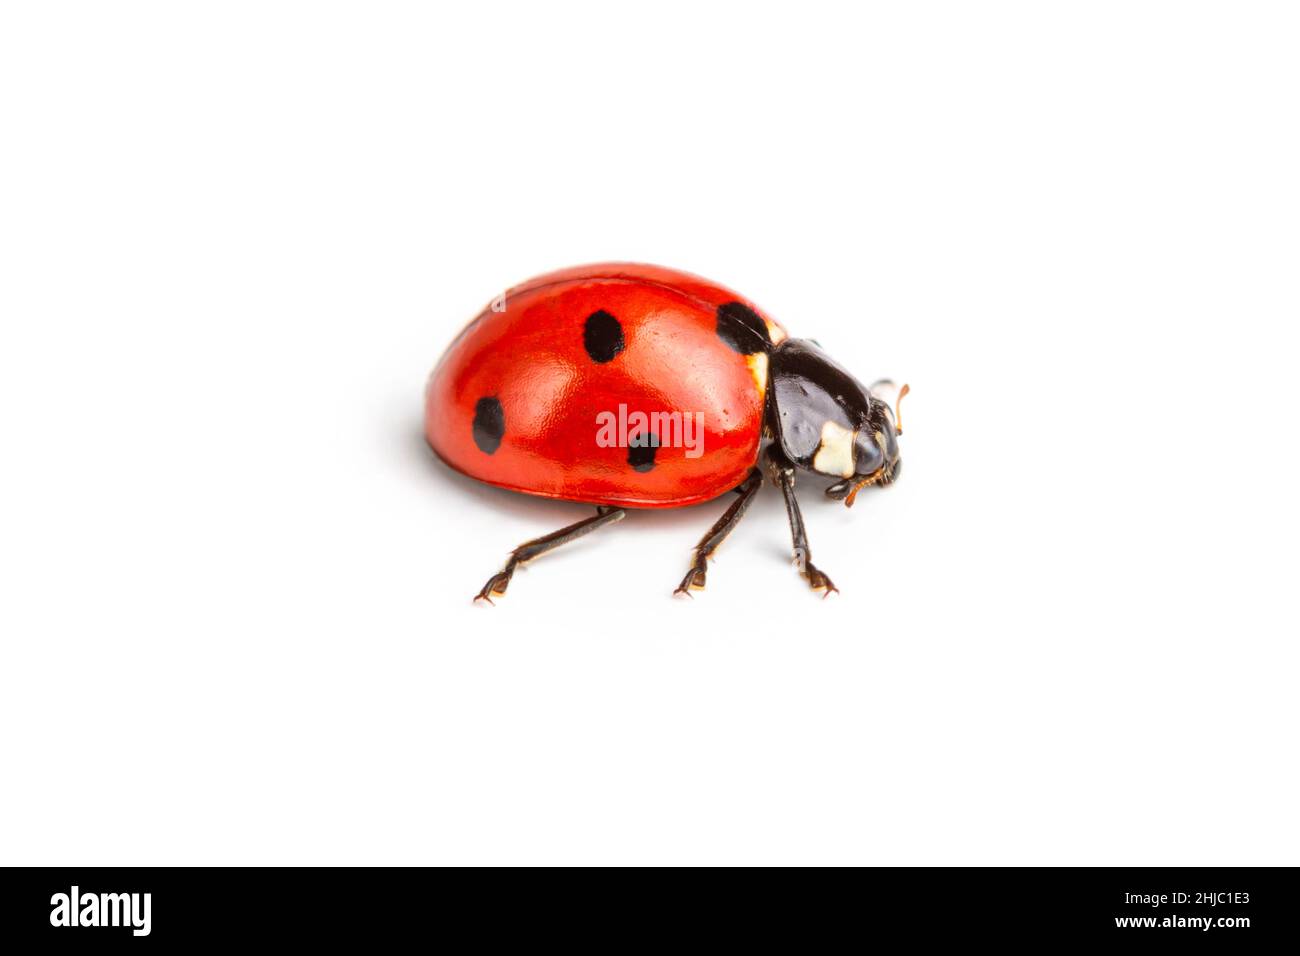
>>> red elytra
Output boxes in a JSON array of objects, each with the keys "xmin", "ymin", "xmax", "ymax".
[{"xmin": 425, "ymin": 262, "xmax": 786, "ymax": 508}]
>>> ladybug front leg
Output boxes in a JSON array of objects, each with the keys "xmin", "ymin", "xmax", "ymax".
[
  {"xmin": 674, "ymin": 468, "xmax": 763, "ymax": 597},
  {"xmin": 765, "ymin": 447, "xmax": 839, "ymax": 597},
  {"xmin": 474, "ymin": 506, "xmax": 626, "ymax": 604}
]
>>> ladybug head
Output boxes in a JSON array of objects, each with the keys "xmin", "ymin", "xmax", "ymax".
[
  {"xmin": 767, "ymin": 339, "xmax": 906, "ymax": 506},
  {"xmin": 825, "ymin": 382, "xmax": 907, "ymax": 507}
]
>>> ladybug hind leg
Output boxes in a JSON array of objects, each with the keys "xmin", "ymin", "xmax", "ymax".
[
  {"xmin": 474, "ymin": 506, "xmax": 626, "ymax": 604},
  {"xmin": 674, "ymin": 468, "xmax": 763, "ymax": 597}
]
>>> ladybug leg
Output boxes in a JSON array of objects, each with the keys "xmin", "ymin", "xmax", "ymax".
[
  {"xmin": 765, "ymin": 447, "xmax": 839, "ymax": 597},
  {"xmin": 474, "ymin": 506, "xmax": 625, "ymax": 604},
  {"xmin": 674, "ymin": 468, "xmax": 763, "ymax": 597}
]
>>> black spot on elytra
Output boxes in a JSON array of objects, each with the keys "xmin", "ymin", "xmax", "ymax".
[
  {"xmin": 583, "ymin": 310, "xmax": 624, "ymax": 363},
  {"xmin": 716, "ymin": 301, "xmax": 772, "ymax": 355},
  {"xmin": 472, "ymin": 396, "xmax": 505, "ymax": 454},
  {"xmin": 627, "ymin": 432, "xmax": 660, "ymax": 472}
]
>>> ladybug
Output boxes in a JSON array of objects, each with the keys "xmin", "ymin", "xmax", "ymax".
[{"xmin": 425, "ymin": 263, "xmax": 907, "ymax": 602}]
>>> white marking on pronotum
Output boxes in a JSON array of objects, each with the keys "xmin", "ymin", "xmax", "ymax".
[
  {"xmin": 812, "ymin": 420, "xmax": 856, "ymax": 478},
  {"xmin": 745, "ymin": 352, "xmax": 769, "ymax": 396}
]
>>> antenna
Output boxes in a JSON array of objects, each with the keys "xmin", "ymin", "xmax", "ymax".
[{"xmin": 894, "ymin": 383, "xmax": 910, "ymax": 436}]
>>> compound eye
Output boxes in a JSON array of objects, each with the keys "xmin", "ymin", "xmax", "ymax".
[{"xmin": 854, "ymin": 431, "xmax": 884, "ymax": 475}]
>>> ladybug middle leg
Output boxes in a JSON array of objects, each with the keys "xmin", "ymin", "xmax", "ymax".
[
  {"xmin": 765, "ymin": 446, "xmax": 839, "ymax": 597},
  {"xmin": 674, "ymin": 467, "xmax": 763, "ymax": 597},
  {"xmin": 474, "ymin": 506, "xmax": 626, "ymax": 604}
]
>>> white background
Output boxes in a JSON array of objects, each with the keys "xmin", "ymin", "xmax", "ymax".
[{"xmin": 2, "ymin": 2, "xmax": 1297, "ymax": 866}]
